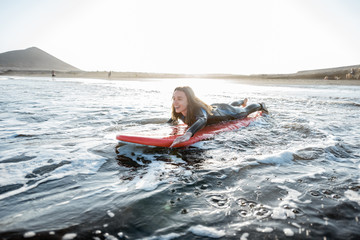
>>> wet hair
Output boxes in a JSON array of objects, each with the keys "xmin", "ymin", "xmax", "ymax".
[{"xmin": 171, "ymin": 86, "xmax": 213, "ymax": 125}]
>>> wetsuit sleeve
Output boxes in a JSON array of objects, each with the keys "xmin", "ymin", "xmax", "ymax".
[
  {"xmin": 187, "ymin": 108, "xmax": 208, "ymax": 136},
  {"xmin": 167, "ymin": 118, "xmax": 173, "ymax": 123}
]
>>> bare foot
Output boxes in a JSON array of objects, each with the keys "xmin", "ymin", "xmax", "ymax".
[{"xmin": 241, "ymin": 98, "xmax": 248, "ymax": 107}]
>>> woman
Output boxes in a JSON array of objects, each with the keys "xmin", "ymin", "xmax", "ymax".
[{"xmin": 169, "ymin": 86, "xmax": 268, "ymax": 147}]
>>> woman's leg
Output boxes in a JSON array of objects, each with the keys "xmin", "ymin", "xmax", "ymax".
[
  {"xmin": 244, "ymin": 103, "xmax": 268, "ymax": 114},
  {"xmin": 230, "ymin": 98, "xmax": 248, "ymax": 107},
  {"xmin": 212, "ymin": 102, "xmax": 268, "ymax": 121},
  {"xmin": 243, "ymin": 103, "xmax": 262, "ymax": 114},
  {"xmin": 234, "ymin": 103, "xmax": 262, "ymax": 118}
]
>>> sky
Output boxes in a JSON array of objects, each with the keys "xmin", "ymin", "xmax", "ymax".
[{"xmin": 0, "ymin": 0, "xmax": 359, "ymax": 74}]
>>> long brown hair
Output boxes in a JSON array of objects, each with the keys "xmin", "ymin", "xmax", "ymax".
[{"xmin": 171, "ymin": 86, "xmax": 213, "ymax": 125}]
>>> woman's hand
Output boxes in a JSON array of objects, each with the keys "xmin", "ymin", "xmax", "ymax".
[{"xmin": 170, "ymin": 132, "xmax": 192, "ymax": 148}]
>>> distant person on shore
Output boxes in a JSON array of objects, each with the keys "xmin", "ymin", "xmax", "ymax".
[
  {"xmin": 108, "ymin": 71, "xmax": 112, "ymax": 78},
  {"xmin": 51, "ymin": 70, "xmax": 56, "ymax": 77},
  {"xmin": 168, "ymin": 86, "xmax": 268, "ymax": 147},
  {"xmin": 349, "ymin": 68, "xmax": 355, "ymax": 78}
]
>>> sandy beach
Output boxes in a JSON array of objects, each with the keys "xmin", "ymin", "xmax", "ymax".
[{"xmin": 2, "ymin": 70, "xmax": 360, "ymax": 86}]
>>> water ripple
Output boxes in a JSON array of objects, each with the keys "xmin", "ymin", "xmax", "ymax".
[{"xmin": 0, "ymin": 77, "xmax": 360, "ymax": 239}]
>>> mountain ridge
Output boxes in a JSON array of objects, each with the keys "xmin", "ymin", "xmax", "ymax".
[{"xmin": 0, "ymin": 47, "xmax": 80, "ymax": 71}]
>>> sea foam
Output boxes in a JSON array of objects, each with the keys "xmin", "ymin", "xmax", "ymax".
[{"xmin": 188, "ymin": 225, "xmax": 225, "ymax": 238}]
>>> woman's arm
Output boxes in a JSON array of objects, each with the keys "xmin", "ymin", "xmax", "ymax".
[
  {"xmin": 186, "ymin": 108, "xmax": 208, "ymax": 136},
  {"xmin": 187, "ymin": 117, "xmax": 207, "ymax": 136},
  {"xmin": 170, "ymin": 108, "xmax": 208, "ymax": 147},
  {"xmin": 170, "ymin": 131, "xmax": 192, "ymax": 147}
]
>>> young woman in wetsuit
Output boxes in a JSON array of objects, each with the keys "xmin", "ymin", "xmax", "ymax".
[{"xmin": 168, "ymin": 86, "xmax": 268, "ymax": 147}]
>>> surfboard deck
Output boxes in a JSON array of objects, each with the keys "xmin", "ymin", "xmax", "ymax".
[{"xmin": 116, "ymin": 112, "xmax": 262, "ymax": 148}]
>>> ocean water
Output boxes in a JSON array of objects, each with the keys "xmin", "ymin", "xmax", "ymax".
[{"xmin": 0, "ymin": 76, "xmax": 359, "ymax": 240}]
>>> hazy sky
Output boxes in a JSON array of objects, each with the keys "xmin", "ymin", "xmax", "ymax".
[{"xmin": 1, "ymin": 0, "xmax": 359, "ymax": 74}]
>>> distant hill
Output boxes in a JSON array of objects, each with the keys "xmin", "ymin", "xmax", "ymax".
[
  {"xmin": 295, "ymin": 64, "xmax": 360, "ymax": 77},
  {"xmin": 248, "ymin": 64, "xmax": 360, "ymax": 80},
  {"xmin": 0, "ymin": 47, "xmax": 81, "ymax": 71}
]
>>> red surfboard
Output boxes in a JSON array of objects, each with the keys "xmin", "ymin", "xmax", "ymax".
[{"xmin": 116, "ymin": 112, "xmax": 262, "ymax": 148}]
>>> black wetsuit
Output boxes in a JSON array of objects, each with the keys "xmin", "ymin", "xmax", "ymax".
[{"xmin": 169, "ymin": 100, "xmax": 263, "ymax": 136}]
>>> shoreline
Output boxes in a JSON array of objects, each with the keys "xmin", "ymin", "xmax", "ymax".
[{"xmin": 1, "ymin": 70, "xmax": 360, "ymax": 86}]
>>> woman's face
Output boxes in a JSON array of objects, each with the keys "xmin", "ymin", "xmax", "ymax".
[{"xmin": 172, "ymin": 90, "xmax": 188, "ymax": 115}]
